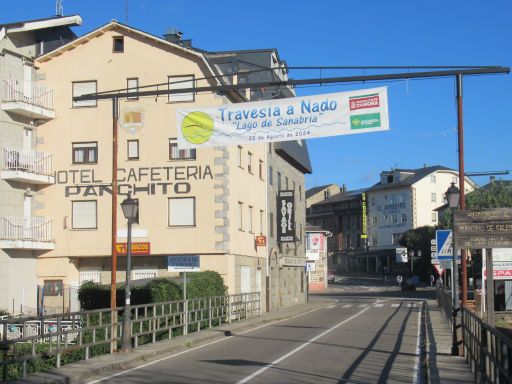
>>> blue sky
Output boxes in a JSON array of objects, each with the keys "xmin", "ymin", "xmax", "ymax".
[{"xmin": 3, "ymin": 0, "xmax": 511, "ymax": 190}]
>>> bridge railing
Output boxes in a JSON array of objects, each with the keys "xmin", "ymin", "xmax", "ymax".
[
  {"xmin": 0, "ymin": 292, "xmax": 260, "ymax": 380},
  {"xmin": 461, "ymin": 307, "xmax": 512, "ymax": 384}
]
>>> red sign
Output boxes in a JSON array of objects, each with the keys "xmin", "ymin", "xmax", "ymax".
[
  {"xmin": 349, "ymin": 94, "xmax": 380, "ymax": 111},
  {"xmin": 433, "ymin": 264, "xmax": 444, "ymax": 276},
  {"xmin": 116, "ymin": 242, "xmax": 150, "ymax": 256},
  {"xmin": 255, "ymin": 236, "xmax": 266, "ymax": 246}
]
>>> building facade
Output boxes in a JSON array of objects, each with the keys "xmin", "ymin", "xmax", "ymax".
[{"xmin": 0, "ymin": 15, "xmax": 82, "ymax": 313}]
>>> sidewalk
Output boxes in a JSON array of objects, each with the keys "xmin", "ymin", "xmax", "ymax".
[
  {"xmin": 426, "ymin": 299, "xmax": 475, "ymax": 383},
  {"xmin": 10, "ymin": 300, "xmax": 331, "ymax": 384}
]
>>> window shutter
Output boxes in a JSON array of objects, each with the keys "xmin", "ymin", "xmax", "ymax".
[
  {"xmin": 169, "ymin": 198, "xmax": 195, "ymax": 226},
  {"xmin": 73, "ymin": 81, "xmax": 97, "ymax": 107},
  {"xmin": 72, "ymin": 201, "xmax": 97, "ymax": 228},
  {"xmin": 168, "ymin": 75, "xmax": 194, "ymax": 102}
]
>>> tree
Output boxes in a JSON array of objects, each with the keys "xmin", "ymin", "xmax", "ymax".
[
  {"xmin": 466, "ymin": 182, "xmax": 512, "ymax": 209},
  {"xmin": 399, "ymin": 226, "xmax": 436, "ymax": 281}
]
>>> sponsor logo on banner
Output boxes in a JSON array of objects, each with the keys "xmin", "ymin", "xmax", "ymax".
[
  {"xmin": 350, "ymin": 113, "xmax": 381, "ymax": 130},
  {"xmin": 277, "ymin": 190, "xmax": 295, "ymax": 243},
  {"xmin": 176, "ymin": 87, "xmax": 389, "ymax": 148},
  {"xmin": 349, "ymin": 94, "xmax": 380, "ymax": 111}
]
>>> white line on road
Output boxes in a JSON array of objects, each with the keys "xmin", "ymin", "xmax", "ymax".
[
  {"xmin": 358, "ymin": 304, "xmax": 368, "ymax": 308},
  {"xmin": 236, "ymin": 304, "xmax": 372, "ymax": 384},
  {"xmin": 407, "ymin": 303, "xmax": 416, "ymax": 308},
  {"xmin": 391, "ymin": 303, "xmax": 400, "ymax": 308},
  {"xmin": 413, "ymin": 304, "xmax": 422, "ymax": 384},
  {"xmin": 85, "ymin": 306, "xmax": 327, "ymax": 384},
  {"xmin": 374, "ymin": 304, "xmax": 384, "ymax": 308},
  {"xmin": 342, "ymin": 304, "xmax": 352, "ymax": 308}
]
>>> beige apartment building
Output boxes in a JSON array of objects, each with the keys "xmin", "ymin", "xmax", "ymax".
[{"xmin": 34, "ymin": 21, "xmax": 270, "ymax": 311}]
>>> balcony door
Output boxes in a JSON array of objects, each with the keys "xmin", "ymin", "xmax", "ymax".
[
  {"xmin": 23, "ymin": 194, "xmax": 32, "ymax": 239},
  {"xmin": 23, "ymin": 64, "xmax": 32, "ymax": 99}
]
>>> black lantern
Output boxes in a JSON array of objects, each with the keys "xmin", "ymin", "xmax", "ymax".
[
  {"xmin": 121, "ymin": 194, "xmax": 139, "ymax": 223},
  {"xmin": 445, "ymin": 182, "xmax": 460, "ymax": 209}
]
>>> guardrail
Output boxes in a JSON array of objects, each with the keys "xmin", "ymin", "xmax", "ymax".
[
  {"xmin": 0, "ymin": 292, "xmax": 260, "ymax": 380},
  {"xmin": 0, "ymin": 147, "xmax": 53, "ymax": 176},
  {"xmin": 461, "ymin": 307, "xmax": 512, "ymax": 383},
  {"xmin": 0, "ymin": 79, "xmax": 54, "ymax": 110},
  {"xmin": 0, "ymin": 216, "xmax": 53, "ymax": 243}
]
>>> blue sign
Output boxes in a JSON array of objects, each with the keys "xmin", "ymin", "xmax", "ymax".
[
  {"xmin": 436, "ymin": 230, "xmax": 461, "ymax": 262},
  {"xmin": 167, "ymin": 255, "xmax": 200, "ymax": 272}
]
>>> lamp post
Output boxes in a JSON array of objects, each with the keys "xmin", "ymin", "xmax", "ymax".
[
  {"xmin": 120, "ymin": 194, "xmax": 139, "ymax": 352},
  {"xmin": 446, "ymin": 182, "xmax": 460, "ymax": 356}
]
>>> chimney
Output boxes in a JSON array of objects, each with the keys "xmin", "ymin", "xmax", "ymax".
[
  {"xmin": 163, "ymin": 27, "xmax": 183, "ymax": 45},
  {"xmin": 342, "ymin": 184, "xmax": 346, "ymax": 192}
]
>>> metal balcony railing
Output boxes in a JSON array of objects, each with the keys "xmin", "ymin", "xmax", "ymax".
[
  {"xmin": 1, "ymin": 79, "xmax": 54, "ymax": 110},
  {"xmin": 0, "ymin": 147, "xmax": 53, "ymax": 176},
  {"xmin": 0, "ymin": 217, "xmax": 53, "ymax": 243}
]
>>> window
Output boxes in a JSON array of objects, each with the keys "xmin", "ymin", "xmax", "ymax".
[
  {"xmin": 402, "ymin": 213, "xmax": 407, "ymax": 222},
  {"xmin": 240, "ymin": 266, "xmax": 251, "ymax": 294},
  {"xmin": 79, "ymin": 268, "xmax": 101, "ymax": 284},
  {"xmin": 372, "ymin": 216, "xmax": 378, "ymax": 225},
  {"xmin": 371, "ymin": 197, "xmax": 376, "ymax": 206},
  {"xmin": 238, "ymin": 146, "xmax": 243, "ymax": 168},
  {"xmin": 168, "ymin": 75, "xmax": 195, "ymax": 102},
  {"xmin": 72, "ymin": 80, "xmax": 97, "ymax": 107},
  {"xmin": 392, "ymin": 214, "xmax": 398, "ymax": 223},
  {"xmin": 238, "ymin": 202, "xmax": 244, "ymax": 230},
  {"xmin": 292, "ymin": 181, "xmax": 296, "ymax": 192},
  {"xmin": 401, "ymin": 193, "xmax": 407, "ymax": 203},
  {"xmin": 113, "ymin": 36, "xmax": 124, "ymax": 52},
  {"xmin": 248, "ymin": 206, "xmax": 253, "ymax": 232},
  {"xmin": 44, "ymin": 280, "xmax": 63, "ymax": 296},
  {"xmin": 269, "ymin": 212, "xmax": 274, "ymax": 238},
  {"xmin": 432, "ymin": 212, "xmax": 437, "ymax": 223},
  {"xmin": 299, "ymin": 186, "xmax": 302, "ymax": 201},
  {"xmin": 127, "ymin": 78, "xmax": 139, "ymax": 100},
  {"xmin": 259, "ymin": 210, "xmax": 264, "ymax": 234},
  {"xmin": 285, "ymin": 176, "xmax": 289, "ymax": 190},
  {"xmin": 277, "ymin": 172, "xmax": 282, "ymax": 190},
  {"xmin": 391, "ymin": 194, "xmax": 397, "ymax": 203},
  {"xmin": 371, "ymin": 234, "xmax": 378, "ymax": 246},
  {"xmin": 268, "ymin": 143, "xmax": 272, "ymax": 154},
  {"xmin": 72, "ymin": 200, "xmax": 97, "ymax": 229},
  {"xmin": 259, "ymin": 160, "xmax": 264, "ymax": 180},
  {"xmin": 268, "ymin": 166, "xmax": 273, "ymax": 185},
  {"xmin": 248, "ymin": 152, "xmax": 253, "ymax": 173},
  {"xmin": 299, "ymin": 223, "xmax": 303, "ymax": 244},
  {"xmin": 430, "ymin": 175, "xmax": 436, "ymax": 183},
  {"xmin": 72, "ymin": 142, "xmax": 98, "ymax": 163},
  {"xmin": 169, "ymin": 138, "xmax": 196, "ymax": 160},
  {"xmin": 168, "ymin": 197, "xmax": 195, "ymax": 226},
  {"xmin": 392, "ymin": 233, "xmax": 402, "ymax": 244},
  {"xmin": 431, "ymin": 193, "xmax": 437, "ymax": 202},
  {"xmin": 127, "ymin": 140, "xmax": 139, "ymax": 160}
]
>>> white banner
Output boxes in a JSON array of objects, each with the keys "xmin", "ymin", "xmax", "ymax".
[{"xmin": 176, "ymin": 87, "xmax": 389, "ymax": 148}]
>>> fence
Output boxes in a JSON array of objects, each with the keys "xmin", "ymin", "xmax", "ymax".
[
  {"xmin": 0, "ymin": 292, "xmax": 260, "ymax": 380},
  {"xmin": 0, "ymin": 79, "xmax": 54, "ymax": 110},
  {"xmin": 437, "ymin": 288, "xmax": 512, "ymax": 383},
  {"xmin": 0, "ymin": 217, "xmax": 53, "ymax": 243},
  {"xmin": 0, "ymin": 147, "xmax": 53, "ymax": 176}
]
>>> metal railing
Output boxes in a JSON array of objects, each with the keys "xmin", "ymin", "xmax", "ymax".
[
  {"xmin": 462, "ymin": 308, "xmax": 512, "ymax": 383},
  {"xmin": 0, "ymin": 147, "xmax": 53, "ymax": 176},
  {"xmin": 436, "ymin": 287, "xmax": 453, "ymax": 321},
  {"xmin": 0, "ymin": 217, "xmax": 53, "ymax": 243},
  {"xmin": 0, "ymin": 79, "xmax": 54, "ymax": 110},
  {"xmin": 1, "ymin": 292, "xmax": 260, "ymax": 380}
]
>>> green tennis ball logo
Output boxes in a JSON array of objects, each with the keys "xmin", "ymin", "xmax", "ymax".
[{"xmin": 181, "ymin": 111, "xmax": 214, "ymax": 144}]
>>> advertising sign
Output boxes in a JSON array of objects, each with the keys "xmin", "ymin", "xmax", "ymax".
[
  {"xmin": 361, "ymin": 193, "xmax": 368, "ymax": 239},
  {"xmin": 454, "ymin": 208, "xmax": 512, "ymax": 249},
  {"xmin": 277, "ymin": 190, "xmax": 295, "ymax": 243},
  {"xmin": 116, "ymin": 242, "xmax": 150, "ymax": 256},
  {"xmin": 176, "ymin": 87, "xmax": 389, "ymax": 148},
  {"xmin": 396, "ymin": 247, "xmax": 407, "ymax": 263},
  {"xmin": 255, "ymin": 235, "xmax": 267, "ymax": 247},
  {"xmin": 167, "ymin": 255, "xmax": 200, "ymax": 272}
]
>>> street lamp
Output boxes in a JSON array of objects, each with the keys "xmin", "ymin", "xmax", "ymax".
[
  {"xmin": 446, "ymin": 182, "xmax": 460, "ymax": 356},
  {"xmin": 120, "ymin": 194, "xmax": 139, "ymax": 352}
]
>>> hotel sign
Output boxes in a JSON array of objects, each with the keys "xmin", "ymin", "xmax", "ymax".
[
  {"xmin": 176, "ymin": 87, "xmax": 389, "ymax": 148},
  {"xmin": 454, "ymin": 208, "xmax": 512, "ymax": 249},
  {"xmin": 277, "ymin": 190, "xmax": 295, "ymax": 243},
  {"xmin": 361, "ymin": 193, "xmax": 368, "ymax": 239},
  {"xmin": 116, "ymin": 242, "xmax": 150, "ymax": 256}
]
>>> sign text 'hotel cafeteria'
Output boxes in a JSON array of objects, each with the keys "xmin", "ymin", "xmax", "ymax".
[
  {"xmin": 55, "ymin": 165, "xmax": 213, "ymax": 197},
  {"xmin": 176, "ymin": 87, "xmax": 389, "ymax": 148}
]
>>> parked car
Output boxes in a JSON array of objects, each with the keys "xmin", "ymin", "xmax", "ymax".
[{"xmin": 327, "ymin": 271, "xmax": 336, "ymax": 283}]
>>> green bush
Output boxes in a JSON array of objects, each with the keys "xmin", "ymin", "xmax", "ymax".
[
  {"xmin": 0, "ymin": 308, "xmax": 9, "ymax": 316},
  {"xmin": 186, "ymin": 270, "xmax": 227, "ymax": 299}
]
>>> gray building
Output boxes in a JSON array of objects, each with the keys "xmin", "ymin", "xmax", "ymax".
[
  {"xmin": 203, "ymin": 47, "xmax": 313, "ymax": 310},
  {"xmin": 0, "ymin": 15, "xmax": 81, "ymax": 314}
]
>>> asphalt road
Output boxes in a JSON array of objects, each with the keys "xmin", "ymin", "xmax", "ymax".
[{"xmin": 86, "ymin": 277, "xmax": 425, "ymax": 384}]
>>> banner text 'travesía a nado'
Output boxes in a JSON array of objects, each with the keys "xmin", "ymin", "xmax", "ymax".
[{"xmin": 176, "ymin": 87, "xmax": 389, "ymax": 148}]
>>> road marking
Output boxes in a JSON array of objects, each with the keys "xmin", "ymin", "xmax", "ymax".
[
  {"xmin": 342, "ymin": 304, "xmax": 352, "ymax": 308},
  {"xmin": 413, "ymin": 303, "xmax": 423, "ymax": 384},
  {"xmin": 85, "ymin": 305, "xmax": 328, "ymax": 384},
  {"xmin": 391, "ymin": 303, "xmax": 400, "ymax": 308},
  {"xmin": 236, "ymin": 304, "xmax": 372, "ymax": 384},
  {"xmin": 358, "ymin": 304, "xmax": 368, "ymax": 308},
  {"xmin": 374, "ymin": 303, "xmax": 384, "ymax": 308},
  {"xmin": 407, "ymin": 303, "xmax": 416, "ymax": 308}
]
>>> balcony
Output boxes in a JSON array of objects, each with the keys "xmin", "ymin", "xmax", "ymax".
[
  {"xmin": 0, "ymin": 217, "xmax": 55, "ymax": 250},
  {"xmin": 0, "ymin": 79, "xmax": 55, "ymax": 120},
  {"xmin": 0, "ymin": 147, "xmax": 54, "ymax": 184}
]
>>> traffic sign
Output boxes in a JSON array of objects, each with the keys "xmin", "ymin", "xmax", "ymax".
[
  {"xmin": 436, "ymin": 230, "xmax": 461, "ymax": 262},
  {"xmin": 433, "ymin": 264, "xmax": 444, "ymax": 276}
]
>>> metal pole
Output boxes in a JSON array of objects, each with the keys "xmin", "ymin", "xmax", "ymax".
[
  {"xmin": 121, "ymin": 218, "xmax": 132, "ymax": 351},
  {"xmin": 451, "ymin": 212, "xmax": 460, "ymax": 356},
  {"xmin": 456, "ymin": 74, "xmax": 468, "ymax": 307},
  {"xmin": 485, "ymin": 248, "xmax": 495, "ymax": 326},
  {"xmin": 111, "ymin": 97, "xmax": 119, "ymax": 309},
  {"xmin": 183, "ymin": 271, "xmax": 187, "ymax": 301}
]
